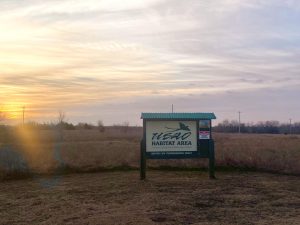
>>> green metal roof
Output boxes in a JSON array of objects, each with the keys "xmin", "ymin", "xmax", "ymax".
[{"xmin": 141, "ymin": 112, "xmax": 216, "ymax": 120}]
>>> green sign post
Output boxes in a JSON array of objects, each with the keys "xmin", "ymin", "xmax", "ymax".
[{"xmin": 140, "ymin": 112, "xmax": 216, "ymax": 180}]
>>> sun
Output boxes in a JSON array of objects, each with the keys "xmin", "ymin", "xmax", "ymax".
[
  {"xmin": 7, "ymin": 111, "xmax": 19, "ymax": 119},
  {"xmin": 1, "ymin": 102, "xmax": 25, "ymax": 120}
]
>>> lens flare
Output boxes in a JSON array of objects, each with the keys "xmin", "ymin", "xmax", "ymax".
[{"xmin": 14, "ymin": 126, "xmax": 57, "ymax": 173}]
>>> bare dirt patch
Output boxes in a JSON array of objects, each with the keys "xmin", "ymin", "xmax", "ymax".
[{"xmin": 0, "ymin": 171, "xmax": 299, "ymax": 225}]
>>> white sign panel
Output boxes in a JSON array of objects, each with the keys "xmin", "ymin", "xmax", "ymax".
[{"xmin": 146, "ymin": 121, "xmax": 197, "ymax": 152}]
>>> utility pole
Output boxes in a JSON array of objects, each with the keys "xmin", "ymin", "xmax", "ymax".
[
  {"xmin": 172, "ymin": 104, "xmax": 174, "ymax": 113},
  {"xmin": 238, "ymin": 111, "xmax": 241, "ymax": 134},
  {"xmin": 22, "ymin": 106, "xmax": 25, "ymax": 126},
  {"xmin": 289, "ymin": 118, "xmax": 292, "ymax": 135}
]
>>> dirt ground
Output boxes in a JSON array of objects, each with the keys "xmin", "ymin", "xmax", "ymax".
[{"xmin": 0, "ymin": 171, "xmax": 299, "ymax": 225}]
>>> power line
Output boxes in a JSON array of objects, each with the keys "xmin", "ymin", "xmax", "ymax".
[
  {"xmin": 238, "ymin": 111, "xmax": 241, "ymax": 134},
  {"xmin": 22, "ymin": 106, "xmax": 25, "ymax": 126}
]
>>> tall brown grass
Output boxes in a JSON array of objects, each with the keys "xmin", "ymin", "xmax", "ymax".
[{"xmin": 0, "ymin": 127, "xmax": 299, "ymax": 180}]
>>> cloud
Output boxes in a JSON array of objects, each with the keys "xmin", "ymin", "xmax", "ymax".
[
  {"xmin": 0, "ymin": 0, "xmax": 299, "ymax": 123},
  {"xmin": 0, "ymin": 0, "xmax": 164, "ymax": 18}
]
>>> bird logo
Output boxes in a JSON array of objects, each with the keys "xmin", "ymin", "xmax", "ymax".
[{"xmin": 165, "ymin": 122, "xmax": 190, "ymax": 132}]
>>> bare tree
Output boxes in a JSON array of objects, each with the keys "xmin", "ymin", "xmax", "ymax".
[
  {"xmin": 57, "ymin": 110, "xmax": 66, "ymax": 141},
  {"xmin": 121, "ymin": 121, "xmax": 129, "ymax": 133},
  {"xmin": 57, "ymin": 110, "xmax": 66, "ymax": 125},
  {"xmin": 97, "ymin": 120, "xmax": 105, "ymax": 132}
]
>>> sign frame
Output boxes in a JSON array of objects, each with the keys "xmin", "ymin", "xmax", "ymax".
[{"xmin": 140, "ymin": 113, "xmax": 216, "ymax": 180}]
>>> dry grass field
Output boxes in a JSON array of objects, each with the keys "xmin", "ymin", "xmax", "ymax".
[
  {"xmin": 0, "ymin": 127, "xmax": 300, "ymax": 224},
  {"xmin": 0, "ymin": 171, "xmax": 299, "ymax": 225},
  {"xmin": 1, "ymin": 127, "xmax": 300, "ymax": 179}
]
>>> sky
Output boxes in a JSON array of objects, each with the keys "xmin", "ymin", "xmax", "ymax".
[{"xmin": 0, "ymin": 0, "xmax": 300, "ymax": 125}]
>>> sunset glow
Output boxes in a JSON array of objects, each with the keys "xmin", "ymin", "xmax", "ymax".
[{"xmin": 1, "ymin": 0, "xmax": 300, "ymax": 124}]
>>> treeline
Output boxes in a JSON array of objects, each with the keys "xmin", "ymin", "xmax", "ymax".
[
  {"xmin": 0, "ymin": 120, "xmax": 134, "ymax": 132},
  {"xmin": 16, "ymin": 121, "xmax": 103, "ymax": 131},
  {"xmin": 2, "ymin": 120, "xmax": 300, "ymax": 134},
  {"xmin": 213, "ymin": 120, "xmax": 300, "ymax": 134},
  {"xmin": 0, "ymin": 121, "xmax": 105, "ymax": 132}
]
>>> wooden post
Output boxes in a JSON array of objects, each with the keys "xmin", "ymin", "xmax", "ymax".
[
  {"xmin": 140, "ymin": 119, "xmax": 146, "ymax": 180},
  {"xmin": 140, "ymin": 139, "xmax": 146, "ymax": 180},
  {"xmin": 209, "ymin": 139, "xmax": 216, "ymax": 179}
]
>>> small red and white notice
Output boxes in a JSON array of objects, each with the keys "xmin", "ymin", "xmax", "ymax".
[{"xmin": 199, "ymin": 131, "xmax": 210, "ymax": 139}]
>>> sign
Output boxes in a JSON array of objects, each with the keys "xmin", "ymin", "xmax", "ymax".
[
  {"xmin": 199, "ymin": 120, "xmax": 210, "ymax": 139},
  {"xmin": 199, "ymin": 131, "xmax": 210, "ymax": 139},
  {"xmin": 146, "ymin": 121, "xmax": 197, "ymax": 153},
  {"xmin": 140, "ymin": 112, "xmax": 216, "ymax": 180}
]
